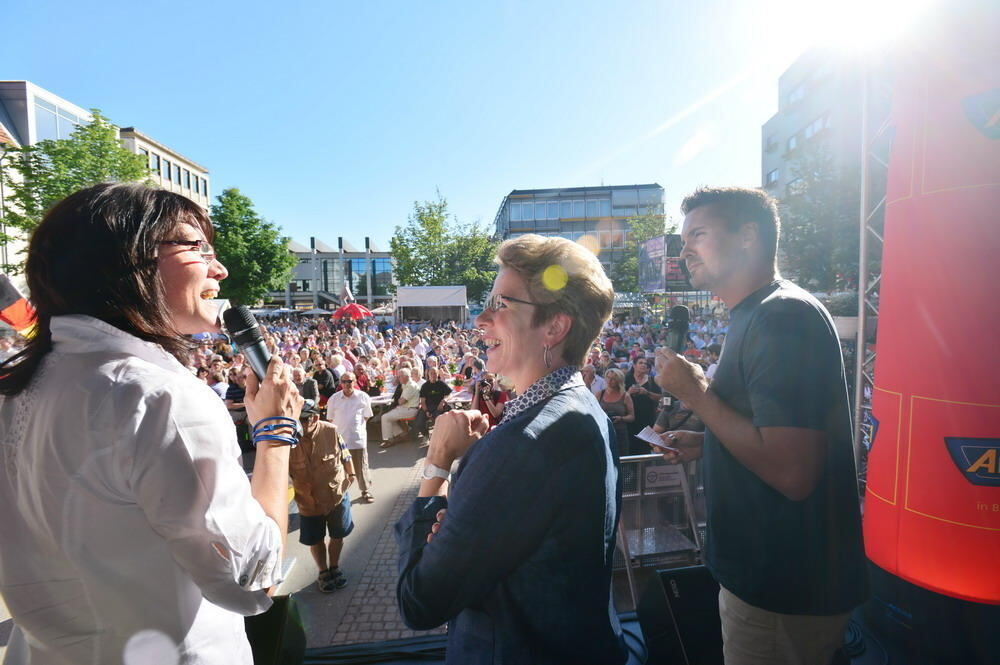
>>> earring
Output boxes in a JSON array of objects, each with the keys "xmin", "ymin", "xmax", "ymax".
[{"xmin": 543, "ymin": 344, "xmax": 552, "ymax": 369}]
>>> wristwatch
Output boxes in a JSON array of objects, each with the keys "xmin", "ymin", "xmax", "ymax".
[{"xmin": 421, "ymin": 461, "xmax": 451, "ymax": 480}]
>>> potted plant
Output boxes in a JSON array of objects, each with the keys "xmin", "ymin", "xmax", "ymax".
[{"xmin": 372, "ymin": 375, "xmax": 385, "ymax": 395}]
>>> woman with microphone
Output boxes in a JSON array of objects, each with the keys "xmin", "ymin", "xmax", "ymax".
[{"xmin": 0, "ymin": 184, "xmax": 301, "ymax": 665}]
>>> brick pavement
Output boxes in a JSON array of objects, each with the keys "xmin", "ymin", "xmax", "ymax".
[{"xmin": 329, "ymin": 457, "xmax": 447, "ymax": 645}]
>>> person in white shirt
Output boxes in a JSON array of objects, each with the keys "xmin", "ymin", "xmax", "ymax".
[
  {"xmin": 581, "ymin": 363, "xmax": 607, "ymax": 396},
  {"xmin": 381, "ymin": 368, "xmax": 421, "ymax": 447},
  {"xmin": 327, "ymin": 372, "xmax": 376, "ymax": 503},
  {"xmin": 0, "ymin": 183, "xmax": 302, "ymax": 665},
  {"xmin": 411, "ymin": 335, "xmax": 429, "ymax": 359}
]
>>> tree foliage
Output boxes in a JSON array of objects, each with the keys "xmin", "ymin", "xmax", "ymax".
[
  {"xmin": 389, "ymin": 193, "xmax": 498, "ymax": 302},
  {"xmin": 0, "ymin": 110, "xmax": 150, "ymax": 269},
  {"xmin": 211, "ymin": 188, "xmax": 297, "ymax": 306},
  {"xmin": 778, "ymin": 140, "xmax": 864, "ymax": 292},
  {"xmin": 610, "ymin": 207, "xmax": 675, "ymax": 292}
]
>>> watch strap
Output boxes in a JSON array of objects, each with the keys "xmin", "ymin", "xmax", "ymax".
[{"xmin": 421, "ymin": 461, "xmax": 450, "ymax": 480}]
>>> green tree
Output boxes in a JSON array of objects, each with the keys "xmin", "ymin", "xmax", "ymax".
[
  {"xmin": 389, "ymin": 193, "xmax": 498, "ymax": 302},
  {"xmin": 0, "ymin": 110, "xmax": 150, "ymax": 270},
  {"xmin": 610, "ymin": 207, "xmax": 676, "ymax": 292},
  {"xmin": 778, "ymin": 140, "xmax": 863, "ymax": 292},
  {"xmin": 211, "ymin": 188, "xmax": 297, "ymax": 306}
]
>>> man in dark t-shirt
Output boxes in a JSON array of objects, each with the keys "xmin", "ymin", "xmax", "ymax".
[
  {"xmin": 652, "ymin": 187, "xmax": 867, "ymax": 665},
  {"xmin": 413, "ymin": 366, "xmax": 451, "ymax": 438}
]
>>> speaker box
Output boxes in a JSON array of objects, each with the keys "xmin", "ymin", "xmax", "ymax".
[{"xmin": 636, "ymin": 565, "xmax": 723, "ymax": 665}]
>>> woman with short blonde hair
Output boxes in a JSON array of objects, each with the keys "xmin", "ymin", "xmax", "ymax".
[{"xmin": 396, "ymin": 234, "xmax": 627, "ymax": 663}]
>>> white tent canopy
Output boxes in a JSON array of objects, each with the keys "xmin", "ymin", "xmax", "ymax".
[
  {"xmin": 395, "ymin": 286, "xmax": 467, "ymax": 307},
  {"xmin": 395, "ymin": 286, "xmax": 468, "ymax": 323}
]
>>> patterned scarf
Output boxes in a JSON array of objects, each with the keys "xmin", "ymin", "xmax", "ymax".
[{"xmin": 500, "ymin": 365, "xmax": 583, "ymax": 425}]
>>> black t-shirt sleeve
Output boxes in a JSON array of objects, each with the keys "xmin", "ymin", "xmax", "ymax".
[{"xmin": 743, "ymin": 300, "xmax": 838, "ymax": 431}]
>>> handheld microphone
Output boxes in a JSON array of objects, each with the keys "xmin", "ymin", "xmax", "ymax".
[
  {"xmin": 664, "ymin": 305, "xmax": 690, "ymax": 354},
  {"xmin": 223, "ymin": 305, "xmax": 271, "ymax": 380}
]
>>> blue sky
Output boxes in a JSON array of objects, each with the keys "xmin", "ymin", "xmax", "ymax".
[{"xmin": 4, "ymin": 0, "xmax": 833, "ymax": 249}]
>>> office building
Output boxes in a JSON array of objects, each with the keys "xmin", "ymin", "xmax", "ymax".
[
  {"xmin": 493, "ymin": 183, "xmax": 664, "ymax": 278},
  {"xmin": 266, "ymin": 236, "xmax": 394, "ymax": 310},
  {"xmin": 0, "ymin": 81, "xmax": 212, "ymax": 284},
  {"xmin": 760, "ymin": 50, "xmax": 864, "ymax": 197},
  {"xmin": 120, "ymin": 128, "xmax": 211, "ymax": 209}
]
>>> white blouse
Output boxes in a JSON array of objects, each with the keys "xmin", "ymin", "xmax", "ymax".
[{"xmin": 0, "ymin": 315, "xmax": 283, "ymax": 665}]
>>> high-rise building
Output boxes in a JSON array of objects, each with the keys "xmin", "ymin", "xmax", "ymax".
[
  {"xmin": 760, "ymin": 50, "xmax": 864, "ymax": 197},
  {"xmin": 493, "ymin": 183, "xmax": 664, "ymax": 280}
]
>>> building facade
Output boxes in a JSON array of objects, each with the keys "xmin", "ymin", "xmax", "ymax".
[
  {"xmin": 493, "ymin": 183, "xmax": 664, "ymax": 278},
  {"xmin": 0, "ymin": 81, "xmax": 94, "ymax": 283},
  {"xmin": 266, "ymin": 236, "xmax": 394, "ymax": 310},
  {"xmin": 119, "ymin": 128, "xmax": 210, "ymax": 209},
  {"xmin": 760, "ymin": 50, "xmax": 864, "ymax": 197},
  {"xmin": 0, "ymin": 81, "xmax": 212, "ymax": 287}
]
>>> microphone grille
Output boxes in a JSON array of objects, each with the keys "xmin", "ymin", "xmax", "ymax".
[
  {"xmin": 222, "ymin": 305, "xmax": 258, "ymax": 336},
  {"xmin": 669, "ymin": 305, "xmax": 690, "ymax": 322}
]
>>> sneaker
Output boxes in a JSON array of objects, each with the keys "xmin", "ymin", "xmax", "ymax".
[
  {"xmin": 317, "ymin": 568, "xmax": 336, "ymax": 593},
  {"xmin": 328, "ymin": 566, "xmax": 347, "ymax": 589}
]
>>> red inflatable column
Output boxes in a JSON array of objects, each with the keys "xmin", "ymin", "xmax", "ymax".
[{"xmin": 863, "ymin": 13, "xmax": 1000, "ymax": 604}]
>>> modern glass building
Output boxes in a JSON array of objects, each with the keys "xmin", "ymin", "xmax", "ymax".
[
  {"xmin": 493, "ymin": 183, "xmax": 664, "ymax": 278},
  {"xmin": 265, "ymin": 236, "xmax": 394, "ymax": 310}
]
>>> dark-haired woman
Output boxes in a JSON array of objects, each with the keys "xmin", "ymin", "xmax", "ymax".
[{"xmin": 0, "ymin": 183, "xmax": 301, "ymax": 665}]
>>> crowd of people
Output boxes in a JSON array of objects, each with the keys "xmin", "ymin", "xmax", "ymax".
[{"xmin": 159, "ymin": 304, "xmax": 732, "ymax": 460}]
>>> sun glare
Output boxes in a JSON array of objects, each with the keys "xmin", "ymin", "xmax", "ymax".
[{"xmin": 769, "ymin": 0, "xmax": 940, "ymax": 55}]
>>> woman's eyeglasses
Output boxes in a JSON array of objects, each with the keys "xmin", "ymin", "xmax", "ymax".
[
  {"xmin": 483, "ymin": 293, "xmax": 541, "ymax": 313},
  {"xmin": 159, "ymin": 239, "xmax": 216, "ymax": 261}
]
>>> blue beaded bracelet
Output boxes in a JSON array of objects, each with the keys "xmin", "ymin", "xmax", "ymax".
[
  {"xmin": 253, "ymin": 434, "xmax": 299, "ymax": 448},
  {"xmin": 251, "ymin": 416, "xmax": 301, "ymax": 448}
]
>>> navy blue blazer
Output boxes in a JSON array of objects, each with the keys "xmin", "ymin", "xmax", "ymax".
[{"xmin": 395, "ymin": 383, "xmax": 628, "ymax": 665}]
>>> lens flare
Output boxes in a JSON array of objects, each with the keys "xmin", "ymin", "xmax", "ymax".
[{"xmin": 542, "ymin": 264, "xmax": 569, "ymax": 292}]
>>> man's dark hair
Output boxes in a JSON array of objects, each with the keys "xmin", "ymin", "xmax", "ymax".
[
  {"xmin": 0, "ymin": 183, "xmax": 213, "ymax": 396},
  {"xmin": 681, "ymin": 187, "xmax": 781, "ymax": 263},
  {"xmin": 708, "ymin": 343, "xmax": 723, "ymax": 356}
]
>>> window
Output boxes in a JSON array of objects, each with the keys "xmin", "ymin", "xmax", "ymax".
[
  {"xmin": 609, "ymin": 228, "xmax": 625, "ymax": 248},
  {"xmin": 765, "ymin": 136, "xmax": 778, "ymax": 153},
  {"xmin": 787, "ymin": 83, "xmax": 806, "ymax": 106},
  {"xmin": 521, "ymin": 201, "xmax": 533, "ymax": 221},
  {"xmin": 786, "ymin": 177, "xmax": 804, "ymax": 196},
  {"xmin": 804, "ymin": 114, "xmax": 830, "ymax": 139},
  {"xmin": 599, "ymin": 230, "xmax": 612, "ymax": 249},
  {"xmin": 573, "ymin": 200, "xmax": 585, "ymax": 217},
  {"xmin": 766, "ymin": 169, "xmax": 780, "ymax": 186},
  {"xmin": 586, "ymin": 200, "xmax": 599, "ymax": 218},
  {"xmin": 193, "ymin": 176, "xmax": 200, "ymax": 194},
  {"xmin": 139, "ymin": 148, "xmax": 149, "ymax": 158},
  {"xmin": 547, "ymin": 202, "xmax": 558, "ymax": 219},
  {"xmin": 599, "ymin": 200, "xmax": 611, "ymax": 217},
  {"xmin": 34, "ymin": 103, "xmax": 58, "ymax": 141},
  {"xmin": 184, "ymin": 169, "xmax": 191, "ymax": 189},
  {"xmin": 786, "ymin": 135, "xmax": 798, "ymax": 152},
  {"xmin": 33, "ymin": 99, "xmax": 82, "ymax": 141},
  {"xmin": 509, "ymin": 202, "xmax": 521, "ymax": 221},
  {"xmin": 174, "ymin": 166, "xmax": 182, "ymax": 184},
  {"xmin": 201, "ymin": 178, "xmax": 208, "ymax": 196},
  {"xmin": 560, "ymin": 201, "xmax": 572, "ymax": 218},
  {"xmin": 164, "ymin": 160, "xmax": 172, "ymax": 181},
  {"xmin": 534, "ymin": 202, "xmax": 546, "ymax": 220},
  {"xmin": 150, "ymin": 153, "xmax": 161, "ymax": 174}
]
